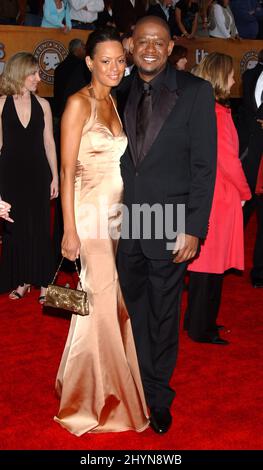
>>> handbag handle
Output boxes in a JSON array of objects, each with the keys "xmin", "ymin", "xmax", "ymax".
[{"xmin": 50, "ymin": 257, "xmax": 84, "ymax": 292}]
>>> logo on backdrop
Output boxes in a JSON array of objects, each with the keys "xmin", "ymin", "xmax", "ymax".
[
  {"xmin": 195, "ymin": 48, "xmax": 209, "ymax": 65},
  {"xmin": 33, "ymin": 40, "xmax": 67, "ymax": 85},
  {"xmin": 240, "ymin": 50, "xmax": 259, "ymax": 75}
]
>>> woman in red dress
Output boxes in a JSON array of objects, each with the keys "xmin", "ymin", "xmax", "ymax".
[{"xmin": 185, "ymin": 52, "xmax": 251, "ymax": 345}]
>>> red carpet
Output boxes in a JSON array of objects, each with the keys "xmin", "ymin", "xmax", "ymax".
[{"xmin": 0, "ymin": 217, "xmax": 262, "ymax": 450}]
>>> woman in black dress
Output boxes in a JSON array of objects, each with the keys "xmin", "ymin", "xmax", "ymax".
[
  {"xmin": 175, "ymin": 0, "xmax": 199, "ymax": 38},
  {"xmin": 0, "ymin": 52, "xmax": 58, "ymax": 302}
]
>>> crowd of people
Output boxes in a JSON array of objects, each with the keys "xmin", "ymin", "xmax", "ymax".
[
  {"xmin": 0, "ymin": 3, "xmax": 263, "ymax": 439},
  {"xmin": 1, "ymin": 1, "xmax": 263, "ymax": 39}
]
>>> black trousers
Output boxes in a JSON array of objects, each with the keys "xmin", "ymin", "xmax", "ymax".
[
  {"xmin": 243, "ymin": 195, "xmax": 263, "ymax": 279},
  {"xmin": 184, "ymin": 272, "xmax": 224, "ymax": 341},
  {"xmin": 117, "ymin": 243, "xmax": 186, "ymax": 409}
]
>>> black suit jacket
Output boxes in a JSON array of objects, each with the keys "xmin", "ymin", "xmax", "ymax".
[
  {"xmin": 116, "ymin": 64, "xmax": 217, "ymax": 259},
  {"xmin": 112, "ymin": 0, "xmax": 146, "ymax": 33},
  {"xmin": 240, "ymin": 63, "xmax": 263, "ymax": 190},
  {"xmin": 242, "ymin": 63, "xmax": 263, "ymax": 119}
]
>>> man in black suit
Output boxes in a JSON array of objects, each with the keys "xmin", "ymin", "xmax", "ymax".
[
  {"xmin": 53, "ymin": 38, "xmax": 87, "ymax": 119},
  {"xmin": 239, "ymin": 49, "xmax": 263, "ymax": 287},
  {"xmin": 147, "ymin": 0, "xmax": 177, "ymax": 37},
  {"xmin": 116, "ymin": 16, "xmax": 217, "ymax": 433},
  {"xmin": 112, "ymin": 0, "xmax": 146, "ymax": 33}
]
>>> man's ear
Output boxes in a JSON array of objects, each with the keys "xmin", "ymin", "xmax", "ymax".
[
  {"xmin": 129, "ymin": 38, "xmax": 134, "ymax": 54},
  {"xmin": 168, "ymin": 40, "xmax": 175, "ymax": 57}
]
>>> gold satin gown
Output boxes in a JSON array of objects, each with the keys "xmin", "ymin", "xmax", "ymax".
[{"xmin": 54, "ymin": 96, "xmax": 149, "ymax": 435}]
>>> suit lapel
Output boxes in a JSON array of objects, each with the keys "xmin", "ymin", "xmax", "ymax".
[
  {"xmin": 141, "ymin": 85, "xmax": 178, "ymax": 162},
  {"xmin": 123, "ymin": 65, "xmax": 179, "ymax": 167},
  {"xmin": 140, "ymin": 65, "xmax": 179, "ymax": 164}
]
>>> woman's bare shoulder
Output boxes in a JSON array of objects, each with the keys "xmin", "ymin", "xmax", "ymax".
[
  {"xmin": 65, "ymin": 87, "xmax": 92, "ymax": 116},
  {"xmin": 34, "ymin": 95, "xmax": 51, "ymax": 113}
]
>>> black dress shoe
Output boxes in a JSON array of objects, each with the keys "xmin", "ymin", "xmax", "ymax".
[
  {"xmin": 251, "ymin": 277, "xmax": 263, "ymax": 288},
  {"xmin": 194, "ymin": 334, "xmax": 229, "ymax": 345},
  {"xmin": 150, "ymin": 407, "xmax": 172, "ymax": 434}
]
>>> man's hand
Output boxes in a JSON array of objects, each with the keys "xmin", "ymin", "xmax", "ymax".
[{"xmin": 172, "ymin": 233, "xmax": 199, "ymax": 263}]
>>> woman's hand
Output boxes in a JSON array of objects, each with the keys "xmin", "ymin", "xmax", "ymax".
[
  {"xmin": 61, "ymin": 25, "xmax": 70, "ymax": 33},
  {"xmin": 50, "ymin": 178, "xmax": 59, "ymax": 199},
  {"xmin": 0, "ymin": 200, "xmax": 14, "ymax": 222},
  {"xmin": 61, "ymin": 230, "xmax": 81, "ymax": 261}
]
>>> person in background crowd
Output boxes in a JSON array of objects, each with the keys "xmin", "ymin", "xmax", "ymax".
[
  {"xmin": 19, "ymin": 0, "xmax": 44, "ymax": 26},
  {"xmin": 147, "ymin": 0, "xmax": 178, "ymax": 37},
  {"xmin": 69, "ymin": 0, "xmax": 104, "ymax": 30},
  {"xmin": 230, "ymin": 0, "xmax": 263, "ymax": 39},
  {"xmin": 54, "ymin": 26, "xmax": 148, "ymax": 435},
  {"xmin": 41, "ymin": 0, "xmax": 71, "ymax": 31},
  {"xmin": 175, "ymin": 0, "xmax": 199, "ymax": 38},
  {"xmin": 258, "ymin": 0, "xmax": 263, "ymax": 37},
  {"xmin": 197, "ymin": 0, "xmax": 213, "ymax": 36},
  {"xmin": 0, "ymin": 0, "xmax": 19, "ymax": 25},
  {"xmin": 170, "ymin": 44, "xmax": 188, "ymax": 70},
  {"xmin": 54, "ymin": 38, "xmax": 87, "ymax": 118},
  {"xmin": 96, "ymin": 0, "xmax": 115, "ymax": 27},
  {"xmin": 209, "ymin": 0, "xmax": 239, "ymax": 38},
  {"xmin": 0, "ymin": 52, "xmax": 59, "ymax": 302},
  {"xmin": 239, "ymin": 49, "xmax": 263, "ymax": 288},
  {"xmin": 112, "ymin": 0, "xmax": 147, "ymax": 33},
  {"xmin": 185, "ymin": 53, "xmax": 251, "ymax": 345},
  {"xmin": 121, "ymin": 32, "xmax": 135, "ymax": 76},
  {"xmin": 116, "ymin": 16, "xmax": 217, "ymax": 434}
]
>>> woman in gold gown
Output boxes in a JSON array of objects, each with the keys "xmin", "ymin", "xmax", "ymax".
[{"xmin": 54, "ymin": 27, "xmax": 149, "ymax": 435}]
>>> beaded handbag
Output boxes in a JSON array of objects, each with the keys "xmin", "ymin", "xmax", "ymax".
[{"xmin": 44, "ymin": 258, "xmax": 89, "ymax": 316}]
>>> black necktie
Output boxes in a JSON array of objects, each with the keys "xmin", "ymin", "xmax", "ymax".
[{"xmin": 136, "ymin": 82, "xmax": 152, "ymax": 164}]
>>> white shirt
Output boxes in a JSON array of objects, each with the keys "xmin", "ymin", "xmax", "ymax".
[
  {"xmin": 69, "ymin": 0, "xmax": 104, "ymax": 23},
  {"xmin": 209, "ymin": 4, "xmax": 238, "ymax": 39},
  {"xmin": 156, "ymin": 0, "xmax": 169, "ymax": 20},
  {"xmin": 130, "ymin": 0, "xmax": 135, "ymax": 7},
  {"xmin": 255, "ymin": 70, "xmax": 263, "ymax": 108}
]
